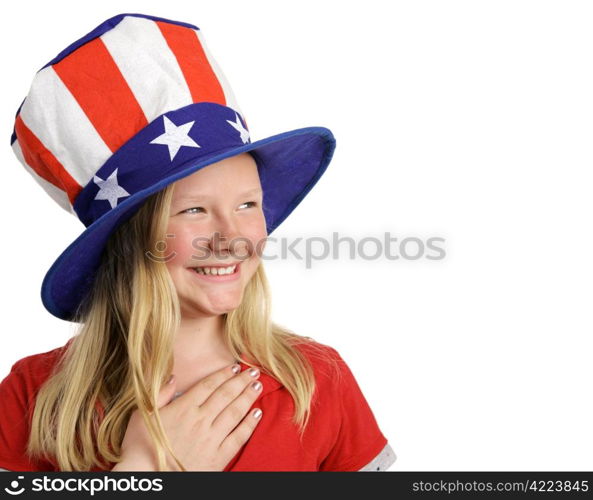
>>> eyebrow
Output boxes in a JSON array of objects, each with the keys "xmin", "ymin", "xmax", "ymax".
[{"xmin": 175, "ymin": 187, "xmax": 263, "ymax": 203}]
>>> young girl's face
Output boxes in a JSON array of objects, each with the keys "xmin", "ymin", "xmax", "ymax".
[{"xmin": 164, "ymin": 152, "xmax": 267, "ymax": 317}]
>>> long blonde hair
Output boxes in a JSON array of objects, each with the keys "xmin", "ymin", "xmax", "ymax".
[{"xmin": 27, "ymin": 175, "xmax": 328, "ymax": 471}]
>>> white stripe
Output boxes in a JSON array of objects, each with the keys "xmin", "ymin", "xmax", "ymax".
[
  {"xmin": 101, "ymin": 16, "xmax": 193, "ymax": 123},
  {"xmin": 359, "ymin": 443, "xmax": 397, "ymax": 472},
  {"xmin": 194, "ymin": 29, "xmax": 244, "ymax": 118},
  {"xmin": 19, "ymin": 66, "xmax": 112, "ymax": 188},
  {"xmin": 12, "ymin": 139, "xmax": 77, "ymax": 216}
]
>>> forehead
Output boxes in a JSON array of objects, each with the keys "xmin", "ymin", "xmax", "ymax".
[
  {"xmin": 174, "ymin": 186, "xmax": 263, "ymax": 204},
  {"xmin": 171, "ymin": 153, "xmax": 262, "ymax": 201}
]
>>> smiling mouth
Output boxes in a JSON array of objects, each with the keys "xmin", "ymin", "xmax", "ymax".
[{"xmin": 190, "ymin": 261, "xmax": 241, "ymax": 277}]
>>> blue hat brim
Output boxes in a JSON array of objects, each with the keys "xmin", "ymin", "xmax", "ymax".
[{"xmin": 41, "ymin": 126, "xmax": 335, "ymax": 322}]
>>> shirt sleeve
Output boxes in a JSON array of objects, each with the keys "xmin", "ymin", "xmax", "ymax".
[
  {"xmin": 0, "ymin": 359, "xmax": 53, "ymax": 471},
  {"xmin": 319, "ymin": 349, "xmax": 390, "ymax": 471},
  {"xmin": 358, "ymin": 442, "xmax": 397, "ymax": 471}
]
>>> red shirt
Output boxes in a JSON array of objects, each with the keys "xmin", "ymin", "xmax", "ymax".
[{"xmin": 0, "ymin": 339, "xmax": 388, "ymax": 471}]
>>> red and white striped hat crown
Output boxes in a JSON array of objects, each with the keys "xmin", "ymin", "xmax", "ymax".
[{"xmin": 12, "ymin": 13, "xmax": 245, "ymax": 217}]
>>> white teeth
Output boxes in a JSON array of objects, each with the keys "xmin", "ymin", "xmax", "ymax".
[{"xmin": 195, "ymin": 265, "xmax": 236, "ymax": 276}]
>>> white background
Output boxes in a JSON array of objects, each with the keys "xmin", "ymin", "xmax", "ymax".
[{"xmin": 1, "ymin": 0, "xmax": 592, "ymax": 471}]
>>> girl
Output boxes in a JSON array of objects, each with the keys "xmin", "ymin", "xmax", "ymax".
[{"xmin": 0, "ymin": 13, "xmax": 395, "ymax": 472}]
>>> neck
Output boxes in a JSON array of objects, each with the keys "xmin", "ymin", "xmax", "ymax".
[{"xmin": 173, "ymin": 312, "xmax": 236, "ymax": 368}]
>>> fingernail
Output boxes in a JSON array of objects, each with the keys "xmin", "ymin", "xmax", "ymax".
[
  {"xmin": 167, "ymin": 374, "xmax": 175, "ymax": 384},
  {"xmin": 252, "ymin": 408, "xmax": 263, "ymax": 419},
  {"xmin": 251, "ymin": 381, "xmax": 262, "ymax": 391},
  {"xmin": 231, "ymin": 364, "xmax": 241, "ymax": 374},
  {"xmin": 248, "ymin": 368, "xmax": 259, "ymax": 377}
]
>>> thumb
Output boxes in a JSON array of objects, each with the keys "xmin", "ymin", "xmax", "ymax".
[{"xmin": 157, "ymin": 374, "xmax": 177, "ymax": 408}]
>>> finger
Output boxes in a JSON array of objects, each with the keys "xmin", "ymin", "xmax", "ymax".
[
  {"xmin": 219, "ymin": 407, "xmax": 263, "ymax": 457},
  {"xmin": 200, "ymin": 367, "xmax": 261, "ymax": 418},
  {"xmin": 211, "ymin": 378, "xmax": 263, "ymax": 437},
  {"xmin": 183, "ymin": 362, "xmax": 242, "ymax": 407}
]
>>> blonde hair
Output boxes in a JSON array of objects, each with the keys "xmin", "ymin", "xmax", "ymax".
[{"xmin": 26, "ymin": 174, "xmax": 330, "ymax": 471}]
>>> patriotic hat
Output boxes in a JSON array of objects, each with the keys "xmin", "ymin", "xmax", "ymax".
[{"xmin": 11, "ymin": 13, "xmax": 335, "ymax": 322}]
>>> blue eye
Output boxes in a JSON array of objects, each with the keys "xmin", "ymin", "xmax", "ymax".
[
  {"xmin": 183, "ymin": 207, "xmax": 204, "ymax": 214},
  {"xmin": 182, "ymin": 201, "xmax": 257, "ymax": 215}
]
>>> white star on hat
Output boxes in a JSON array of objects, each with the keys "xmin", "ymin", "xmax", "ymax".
[
  {"xmin": 226, "ymin": 112, "xmax": 250, "ymax": 144},
  {"xmin": 150, "ymin": 115, "xmax": 201, "ymax": 161},
  {"xmin": 93, "ymin": 168, "xmax": 130, "ymax": 209}
]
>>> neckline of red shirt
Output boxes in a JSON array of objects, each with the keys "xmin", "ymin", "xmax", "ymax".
[
  {"xmin": 173, "ymin": 357, "xmax": 283, "ymax": 399},
  {"xmin": 236, "ymin": 357, "xmax": 283, "ymax": 397}
]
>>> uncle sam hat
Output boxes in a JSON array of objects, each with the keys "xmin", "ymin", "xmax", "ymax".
[{"xmin": 11, "ymin": 13, "xmax": 336, "ymax": 322}]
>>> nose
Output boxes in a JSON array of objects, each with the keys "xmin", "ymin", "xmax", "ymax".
[{"xmin": 208, "ymin": 216, "xmax": 251, "ymax": 261}]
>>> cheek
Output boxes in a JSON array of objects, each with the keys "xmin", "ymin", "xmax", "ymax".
[
  {"xmin": 163, "ymin": 224, "xmax": 208, "ymax": 265},
  {"xmin": 250, "ymin": 227, "xmax": 268, "ymax": 257},
  {"xmin": 237, "ymin": 216, "xmax": 268, "ymax": 259}
]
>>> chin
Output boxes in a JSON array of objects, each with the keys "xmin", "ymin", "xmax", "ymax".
[{"xmin": 182, "ymin": 300, "xmax": 243, "ymax": 317}]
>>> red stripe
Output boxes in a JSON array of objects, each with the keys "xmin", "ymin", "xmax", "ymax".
[
  {"xmin": 15, "ymin": 115, "xmax": 82, "ymax": 204},
  {"xmin": 52, "ymin": 37, "xmax": 147, "ymax": 152},
  {"xmin": 156, "ymin": 22, "xmax": 226, "ymax": 105}
]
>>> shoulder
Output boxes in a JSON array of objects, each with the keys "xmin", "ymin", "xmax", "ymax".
[
  {"xmin": 5, "ymin": 338, "xmax": 72, "ymax": 387},
  {"xmin": 0, "ymin": 336, "xmax": 74, "ymax": 415},
  {"xmin": 289, "ymin": 337, "xmax": 355, "ymax": 391},
  {"xmin": 291, "ymin": 337, "xmax": 340, "ymax": 368}
]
